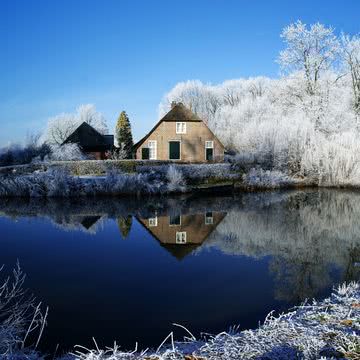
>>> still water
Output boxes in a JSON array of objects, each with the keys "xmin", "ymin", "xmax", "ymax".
[{"xmin": 0, "ymin": 189, "xmax": 359, "ymax": 354}]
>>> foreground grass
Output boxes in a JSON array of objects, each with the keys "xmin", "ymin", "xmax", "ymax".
[
  {"xmin": 64, "ymin": 283, "xmax": 359, "ymax": 360},
  {"xmin": 1, "ymin": 262, "xmax": 359, "ymax": 359}
]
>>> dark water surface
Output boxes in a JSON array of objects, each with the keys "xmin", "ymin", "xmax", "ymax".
[{"xmin": 0, "ymin": 189, "xmax": 359, "ymax": 355}]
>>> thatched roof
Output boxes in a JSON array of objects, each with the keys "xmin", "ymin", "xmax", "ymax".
[
  {"xmin": 160, "ymin": 102, "xmax": 202, "ymax": 122},
  {"xmin": 63, "ymin": 122, "xmax": 114, "ymax": 152},
  {"xmin": 159, "ymin": 243, "xmax": 201, "ymax": 260}
]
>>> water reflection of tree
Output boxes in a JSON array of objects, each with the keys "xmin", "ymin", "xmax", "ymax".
[
  {"xmin": 117, "ymin": 216, "xmax": 132, "ymax": 239},
  {"xmin": 268, "ymin": 257, "xmax": 332, "ymax": 302},
  {"xmin": 206, "ymin": 190, "xmax": 360, "ymax": 302},
  {"xmin": 0, "ymin": 190, "xmax": 359, "ymax": 302},
  {"xmin": 342, "ymin": 246, "xmax": 360, "ymax": 282}
]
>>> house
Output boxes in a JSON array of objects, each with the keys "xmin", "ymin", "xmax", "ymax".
[
  {"xmin": 136, "ymin": 210, "xmax": 227, "ymax": 260},
  {"xmin": 63, "ymin": 122, "xmax": 114, "ymax": 160},
  {"xmin": 134, "ymin": 102, "xmax": 225, "ymax": 162}
]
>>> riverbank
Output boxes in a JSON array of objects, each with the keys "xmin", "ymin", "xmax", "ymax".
[
  {"xmin": 0, "ymin": 161, "xmax": 307, "ymax": 197},
  {"xmin": 72, "ymin": 283, "xmax": 360, "ymax": 360},
  {"xmin": 1, "ymin": 160, "xmax": 359, "ymax": 198},
  {"xmin": 1, "ymin": 190, "xmax": 359, "ymax": 359},
  {"xmin": 12, "ymin": 282, "xmax": 359, "ymax": 360}
]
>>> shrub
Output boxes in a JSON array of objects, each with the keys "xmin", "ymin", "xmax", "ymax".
[
  {"xmin": 105, "ymin": 146, "xmax": 127, "ymax": 160},
  {"xmin": 242, "ymin": 168, "xmax": 296, "ymax": 189},
  {"xmin": 49, "ymin": 160, "xmax": 139, "ymax": 176},
  {"xmin": 47, "ymin": 144, "xmax": 85, "ymax": 162},
  {"xmin": 138, "ymin": 163, "xmax": 235, "ymax": 182},
  {"xmin": 101, "ymin": 170, "xmax": 166, "ymax": 195},
  {"xmin": 166, "ymin": 165, "xmax": 186, "ymax": 192},
  {"xmin": 0, "ymin": 143, "xmax": 51, "ymax": 167},
  {"xmin": 0, "ymin": 168, "xmax": 168, "ymax": 198}
]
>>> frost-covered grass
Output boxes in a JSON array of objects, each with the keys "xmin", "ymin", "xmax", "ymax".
[
  {"xmin": 57, "ymin": 282, "xmax": 359, "ymax": 360},
  {"xmin": 3, "ymin": 272, "xmax": 358, "ymax": 359},
  {"xmin": 0, "ymin": 193, "xmax": 359, "ymax": 359},
  {"xmin": 0, "ymin": 264, "xmax": 47, "ymax": 359},
  {"xmin": 0, "ymin": 164, "xmax": 221, "ymax": 197},
  {"xmin": 49, "ymin": 160, "xmax": 232, "ymax": 178},
  {"xmin": 0, "ymin": 163, "xmax": 241, "ymax": 198},
  {"xmin": 241, "ymin": 168, "xmax": 301, "ymax": 189},
  {"xmin": 139, "ymin": 163, "xmax": 237, "ymax": 182},
  {"xmin": 0, "ymin": 169, "xmax": 169, "ymax": 197},
  {"xmin": 0, "ymin": 160, "xmax": 359, "ymax": 199},
  {"xmin": 166, "ymin": 165, "xmax": 186, "ymax": 192}
]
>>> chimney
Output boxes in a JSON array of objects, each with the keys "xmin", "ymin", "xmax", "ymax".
[{"xmin": 171, "ymin": 101, "xmax": 177, "ymax": 109}]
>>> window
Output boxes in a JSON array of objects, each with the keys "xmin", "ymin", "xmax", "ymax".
[
  {"xmin": 205, "ymin": 141, "xmax": 214, "ymax": 149},
  {"xmin": 148, "ymin": 217, "xmax": 158, "ymax": 227},
  {"xmin": 176, "ymin": 122, "xmax": 186, "ymax": 134},
  {"xmin": 169, "ymin": 214, "xmax": 181, "ymax": 226},
  {"xmin": 148, "ymin": 141, "xmax": 157, "ymax": 160},
  {"xmin": 176, "ymin": 231, "xmax": 187, "ymax": 244},
  {"xmin": 205, "ymin": 212, "xmax": 213, "ymax": 225},
  {"xmin": 205, "ymin": 141, "xmax": 214, "ymax": 161}
]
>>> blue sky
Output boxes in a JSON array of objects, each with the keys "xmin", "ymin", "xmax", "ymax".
[{"xmin": 1, "ymin": 0, "xmax": 359, "ymax": 146}]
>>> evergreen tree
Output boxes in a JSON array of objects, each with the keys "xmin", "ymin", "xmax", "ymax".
[
  {"xmin": 115, "ymin": 111, "xmax": 133, "ymax": 159},
  {"xmin": 117, "ymin": 216, "xmax": 132, "ymax": 239}
]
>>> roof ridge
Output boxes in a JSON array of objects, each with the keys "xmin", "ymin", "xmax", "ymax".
[{"xmin": 159, "ymin": 103, "xmax": 202, "ymax": 122}]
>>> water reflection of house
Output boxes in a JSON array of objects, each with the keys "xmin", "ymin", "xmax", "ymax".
[
  {"xmin": 137, "ymin": 211, "xmax": 226, "ymax": 260},
  {"xmin": 80, "ymin": 216, "xmax": 102, "ymax": 230}
]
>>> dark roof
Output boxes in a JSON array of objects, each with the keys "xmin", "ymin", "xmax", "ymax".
[
  {"xmin": 159, "ymin": 243, "xmax": 201, "ymax": 260},
  {"xmin": 133, "ymin": 103, "xmax": 207, "ymax": 149},
  {"xmin": 80, "ymin": 216, "xmax": 102, "ymax": 229},
  {"xmin": 63, "ymin": 122, "xmax": 114, "ymax": 151},
  {"xmin": 104, "ymin": 135, "xmax": 115, "ymax": 146}
]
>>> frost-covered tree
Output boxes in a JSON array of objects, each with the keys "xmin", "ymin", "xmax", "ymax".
[
  {"xmin": 43, "ymin": 104, "xmax": 108, "ymax": 145},
  {"xmin": 0, "ymin": 134, "xmax": 51, "ymax": 166},
  {"xmin": 115, "ymin": 111, "xmax": 133, "ymax": 159},
  {"xmin": 340, "ymin": 34, "xmax": 360, "ymax": 115},
  {"xmin": 159, "ymin": 80, "xmax": 223, "ymax": 123},
  {"xmin": 159, "ymin": 21, "xmax": 360, "ymax": 186},
  {"xmin": 278, "ymin": 21, "xmax": 340, "ymax": 95},
  {"xmin": 48, "ymin": 143, "xmax": 85, "ymax": 161},
  {"xmin": 43, "ymin": 113, "xmax": 78, "ymax": 145},
  {"xmin": 76, "ymin": 104, "xmax": 108, "ymax": 134}
]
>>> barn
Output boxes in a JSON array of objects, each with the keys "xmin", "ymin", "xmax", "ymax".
[{"xmin": 63, "ymin": 122, "xmax": 114, "ymax": 160}]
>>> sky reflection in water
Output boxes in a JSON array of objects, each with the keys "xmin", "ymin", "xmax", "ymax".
[{"xmin": 0, "ymin": 190, "xmax": 359, "ymax": 354}]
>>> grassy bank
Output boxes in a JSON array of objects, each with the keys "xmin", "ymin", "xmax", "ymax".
[
  {"xmin": 1, "ymin": 160, "xmax": 357, "ymax": 198},
  {"xmin": 0, "ymin": 160, "xmax": 232, "ymax": 177},
  {"xmin": 5, "ymin": 280, "xmax": 359, "ymax": 359},
  {"xmin": 0, "ymin": 162, "xmax": 244, "ymax": 197},
  {"xmin": 68, "ymin": 283, "xmax": 360, "ymax": 360}
]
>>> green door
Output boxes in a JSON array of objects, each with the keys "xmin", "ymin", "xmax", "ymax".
[
  {"xmin": 206, "ymin": 148, "xmax": 214, "ymax": 161},
  {"xmin": 169, "ymin": 141, "xmax": 180, "ymax": 160},
  {"xmin": 142, "ymin": 147, "xmax": 150, "ymax": 160}
]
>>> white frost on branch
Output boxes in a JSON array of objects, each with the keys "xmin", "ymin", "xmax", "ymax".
[
  {"xmin": 159, "ymin": 21, "xmax": 360, "ymax": 187},
  {"xmin": 47, "ymin": 144, "xmax": 86, "ymax": 161},
  {"xmin": 43, "ymin": 105, "xmax": 109, "ymax": 145},
  {"xmin": 278, "ymin": 21, "xmax": 340, "ymax": 95}
]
